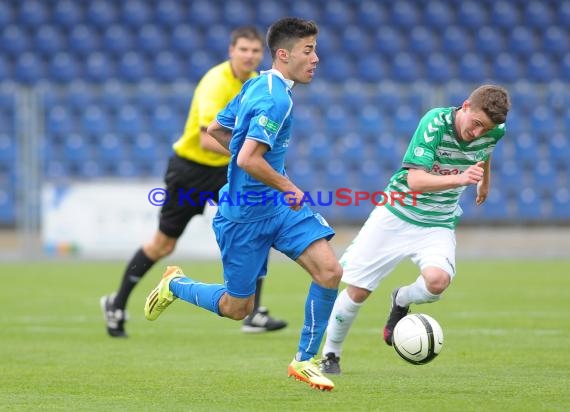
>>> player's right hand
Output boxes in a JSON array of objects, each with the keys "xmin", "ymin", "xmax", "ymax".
[{"xmin": 283, "ymin": 189, "xmax": 304, "ymax": 211}]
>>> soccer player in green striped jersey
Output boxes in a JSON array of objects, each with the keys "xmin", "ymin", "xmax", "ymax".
[{"xmin": 320, "ymin": 85, "xmax": 510, "ymax": 374}]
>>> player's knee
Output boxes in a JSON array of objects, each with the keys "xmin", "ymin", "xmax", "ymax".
[
  {"xmin": 315, "ymin": 261, "xmax": 342, "ymax": 288},
  {"xmin": 425, "ymin": 273, "xmax": 450, "ymax": 295}
]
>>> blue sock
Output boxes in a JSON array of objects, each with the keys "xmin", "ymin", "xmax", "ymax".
[
  {"xmin": 169, "ymin": 277, "xmax": 226, "ymax": 316},
  {"xmin": 296, "ymin": 282, "xmax": 338, "ymax": 361}
]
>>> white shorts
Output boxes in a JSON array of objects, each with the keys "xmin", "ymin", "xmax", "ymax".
[{"xmin": 340, "ymin": 206, "xmax": 456, "ymax": 291}]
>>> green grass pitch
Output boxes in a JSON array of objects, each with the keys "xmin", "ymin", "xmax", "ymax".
[{"xmin": 1, "ymin": 259, "xmax": 569, "ymax": 411}]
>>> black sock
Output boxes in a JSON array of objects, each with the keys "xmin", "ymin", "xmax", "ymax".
[
  {"xmin": 253, "ymin": 277, "xmax": 264, "ymax": 311},
  {"xmin": 113, "ymin": 248, "xmax": 156, "ymax": 310}
]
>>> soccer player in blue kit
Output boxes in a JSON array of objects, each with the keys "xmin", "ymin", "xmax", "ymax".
[{"xmin": 143, "ymin": 17, "xmax": 341, "ymax": 391}]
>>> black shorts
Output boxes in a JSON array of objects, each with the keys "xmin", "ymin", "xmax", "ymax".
[{"xmin": 159, "ymin": 155, "xmax": 228, "ymax": 238}]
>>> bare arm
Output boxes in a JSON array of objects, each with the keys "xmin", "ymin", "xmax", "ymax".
[
  {"xmin": 476, "ymin": 155, "xmax": 491, "ymax": 205},
  {"xmin": 407, "ymin": 161, "xmax": 485, "ymax": 192},
  {"xmin": 206, "ymin": 120, "xmax": 233, "ymax": 153},
  {"xmin": 199, "ymin": 127, "xmax": 231, "ymax": 156},
  {"xmin": 237, "ymin": 139, "xmax": 304, "ymax": 210}
]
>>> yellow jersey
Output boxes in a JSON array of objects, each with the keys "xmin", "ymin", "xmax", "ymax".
[{"xmin": 172, "ymin": 61, "xmax": 257, "ymax": 167}]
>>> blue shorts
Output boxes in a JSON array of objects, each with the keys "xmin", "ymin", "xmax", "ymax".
[{"xmin": 212, "ymin": 206, "xmax": 335, "ymax": 298}]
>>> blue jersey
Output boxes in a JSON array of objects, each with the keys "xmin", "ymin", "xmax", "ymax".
[{"xmin": 216, "ymin": 69, "xmax": 296, "ymax": 222}]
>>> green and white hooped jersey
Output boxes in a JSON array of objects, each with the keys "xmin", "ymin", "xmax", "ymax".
[{"xmin": 385, "ymin": 107, "xmax": 505, "ymax": 229}]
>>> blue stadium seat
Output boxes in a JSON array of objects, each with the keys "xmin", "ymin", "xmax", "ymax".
[
  {"xmin": 293, "ymin": 106, "xmax": 320, "ymax": 138},
  {"xmin": 408, "ymin": 27, "xmax": 438, "ymax": 56},
  {"xmin": 370, "ymin": 81, "xmax": 403, "ymax": 113},
  {"xmin": 516, "ymin": 188, "xmax": 543, "ymax": 221},
  {"xmin": 552, "ymin": 188, "xmax": 570, "ymax": 220},
  {"xmin": 507, "ymin": 27, "xmax": 536, "ymax": 57},
  {"xmin": 391, "ymin": 53, "xmax": 420, "ymax": 83},
  {"xmin": 132, "ymin": 133, "xmax": 158, "ymax": 161},
  {"xmin": 557, "ymin": 1, "xmax": 570, "ymax": 27},
  {"xmin": 562, "ymin": 55, "xmax": 570, "ymax": 82},
  {"xmin": 0, "ymin": 134, "xmax": 16, "ymax": 161},
  {"xmin": 113, "ymin": 160, "xmax": 139, "ymax": 178},
  {"xmin": 121, "ymin": 0, "xmax": 151, "ymax": 28},
  {"xmin": 204, "ymin": 25, "xmax": 231, "ymax": 55},
  {"xmin": 443, "ymin": 81, "xmax": 470, "ymax": 107},
  {"xmin": 512, "ymin": 133, "xmax": 535, "ymax": 165},
  {"xmin": 307, "ymin": 133, "xmax": 333, "ymax": 168},
  {"xmin": 52, "ymin": 0, "xmax": 82, "ymax": 29},
  {"xmin": 155, "ymin": 0, "xmax": 184, "ymax": 27},
  {"xmin": 81, "ymin": 105, "xmax": 111, "ymax": 136},
  {"xmin": 68, "ymin": 25, "xmax": 100, "ymax": 56},
  {"xmin": 18, "ymin": 0, "xmax": 48, "ymax": 28},
  {"xmin": 442, "ymin": 26, "xmax": 471, "ymax": 57},
  {"xmin": 357, "ymin": 105, "xmax": 385, "ymax": 139},
  {"xmin": 548, "ymin": 133, "xmax": 570, "ymax": 168},
  {"xmin": 341, "ymin": 26, "xmax": 370, "ymax": 57},
  {"xmin": 223, "ymin": 0, "xmax": 254, "ymax": 26},
  {"xmin": 356, "ymin": 1, "xmax": 387, "ymax": 29},
  {"xmin": 171, "ymin": 25, "xmax": 203, "ymax": 57},
  {"xmin": 374, "ymin": 27, "xmax": 404, "ymax": 57},
  {"xmin": 85, "ymin": 52, "xmax": 115, "ymax": 83},
  {"xmin": 152, "ymin": 51, "xmax": 179, "ymax": 83},
  {"xmin": 286, "ymin": 160, "xmax": 318, "ymax": 191},
  {"xmin": 320, "ymin": 55, "xmax": 353, "ymax": 82},
  {"xmin": 340, "ymin": 80, "xmax": 370, "ymax": 109},
  {"xmin": 532, "ymin": 161, "xmax": 559, "ymax": 195},
  {"xmin": 323, "ymin": 105, "xmax": 351, "ymax": 138},
  {"xmin": 458, "ymin": 52, "xmax": 488, "ymax": 83},
  {"xmin": 34, "ymin": 25, "xmax": 64, "ymax": 56},
  {"xmin": 63, "ymin": 133, "xmax": 91, "ymax": 162},
  {"xmin": 457, "ymin": 1, "xmax": 487, "ymax": 29},
  {"xmin": 490, "ymin": 1, "xmax": 520, "ymax": 29},
  {"xmin": 392, "ymin": 105, "xmax": 418, "ymax": 138},
  {"xmin": 98, "ymin": 133, "xmax": 126, "ymax": 162},
  {"xmin": 86, "ymin": 1, "xmax": 117, "ymax": 29},
  {"xmin": 151, "ymin": 105, "xmax": 180, "ymax": 139},
  {"xmin": 423, "ymin": 1, "xmax": 454, "ymax": 28},
  {"xmin": 491, "ymin": 53, "xmax": 521, "ymax": 83},
  {"xmin": 100, "ymin": 81, "xmax": 128, "ymax": 111},
  {"xmin": 102, "ymin": 25, "xmax": 133, "ymax": 56},
  {"xmin": 0, "ymin": 3, "xmax": 14, "ymax": 28},
  {"xmin": 545, "ymin": 81, "xmax": 570, "ymax": 113},
  {"xmin": 44, "ymin": 160, "xmax": 69, "ymax": 179},
  {"xmin": 527, "ymin": 53, "xmax": 556, "ymax": 82},
  {"xmin": 356, "ymin": 55, "xmax": 387, "ymax": 83},
  {"xmin": 118, "ymin": 52, "xmax": 148, "ymax": 83},
  {"xmin": 189, "ymin": 0, "xmax": 220, "ymax": 27},
  {"xmin": 49, "ymin": 53, "xmax": 79, "ymax": 84},
  {"xmin": 115, "ymin": 105, "xmax": 145, "ymax": 136},
  {"xmin": 188, "ymin": 51, "xmax": 217, "ymax": 82},
  {"xmin": 258, "ymin": 1, "xmax": 286, "ymax": 27},
  {"xmin": 0, "ymin": 55, "xmax": 9, "ymax": 83},
  {"xmin": 137, "ymin": 24, "xmax": 167, "ymax": 55},
  {"xmin": 46, "ymin": 105, "xmax": 74, "ymax": 136},
  {"xmin": 478, "ymin": 188, "xmax": 510, "ymax": 220},
  {"xmin": 15, "ymin": 52, "xmax": 43, "ymax": 84},
  {"xmin": 77, "ymin": 160, "xmax": 104, "ymax": 178},
  {"xmin": 425, "ymin": 53, "xmax": 453, "ymax": 84},
  {"xmin": 475, "ymin": 27, "xmax": 504, "ymax": 56},
  {"xmin": 323, "ymin": 1, "xmax": 352, "ymax": 28},
  {"xmin": 542, "ymin": 27, "xmax": 567, "ymax": 58},
  {"xmin": 390, "ymin": 2, "xmax": 419, "ymax": 28},
  {"xmin": 323, "ymin": 160, "xmax": 352, "ymax": 190},
  {"xmin": 510, "ymin": 82, "xmax": 540, "ymax": 114},
  {"xmin": 2, "ymin": 25, "xmax": 30, "ymax": 56},
  {"xmin": 357, "ymin": 160, "xmax": 386, "ymax": 192},
  {"xmin": 336, "ymin": 133, "xmax": 364, "ymax": 167},
  {"xmin": 523, "ymin": 1, "xmax": 553, "ymax": 30},
  {"xmin": 0, "ymin": 188, "xmax": 15, "ymax": 225},
  {"xmin": 529, "ymin": 106, "xmax": 557, "ymax": 136}
]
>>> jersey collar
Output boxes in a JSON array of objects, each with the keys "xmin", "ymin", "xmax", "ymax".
[{"xmin": 261, "ymin": 69, "xmax": 295, "ymax": 89}]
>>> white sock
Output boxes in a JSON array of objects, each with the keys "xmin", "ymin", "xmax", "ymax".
[
  {"xmin": 322, "ymin": 288, "xmax": 363, "ymax": 357},
  {"xmin": 396, "ymin": 275, "xmax": 441, "ymax": 307}
]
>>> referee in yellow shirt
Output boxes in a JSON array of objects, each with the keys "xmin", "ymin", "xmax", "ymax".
[{"xmin": 101, "ymin": 27, "xmax": 287, "ymax": 337}]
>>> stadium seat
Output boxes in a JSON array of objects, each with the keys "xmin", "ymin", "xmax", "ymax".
[
  {"xmin": 258, "ymin": 1, "xmax": 286, "ymax": 27},
  {"xmin": 0, "ymin": 188, "xmax": 15, "ymax": 225},
  {"xmin": 17, "ymin": 0, "xmax": 47, "ymax": 28},
  {"xmin": 188, "ymin": 0, "xmax": 220, "ymax": 27},
  {"xmin": 171, "ymin": 25, "xmax": 203, "ymax": 57},
  {"xmin": 102, "ymin": 25, "xmax": 133, "ymax": 56},
  {"xmin": 81, "ymin": 105, "xmax": 111, "ymax": 136},
  {"xmin": 548, "ymin": 133, "xmax": 570, "ymax": 168},
  {"xmin": 286, "ymin": 160, "xmax": 318, "ymax": 191},
  {"xmin": 507, "ymin": 27, "xmax": 536, "ymax": 57},
  {"xmin": 68, "ymin": 25, "xmax": 100, "ymax": 56},
  {"xmin": 527, "ymin": 53, "xmax": 556, "ymax": 83},
  {"xmin": 529, "ymin": 106, "xmax": 557, "ymax": 137},
  {"xmin": 319, "ymin": 55, "xmax": 353, "ymax": 82},
  {"xmin": 293, "ymin": 106, "xmax": 320, "ymax": 138},
  {"xmin": 34, "ymin": 25, "xmax": 65, "ymax": 56},
  {"xmin": 557, "ymin": 0, "xmax": 570, "ymax": 27},
  {"xmin": 134, "ymin": 81, "xmax": 161, "ymax": 111},
  {"xmin": 542, "ymin": 27, "xmax": 567, "ymax": 58},
  {"xmin": 340, "ymin": 80, "xmax": 370, "ymax": 109},
  {"xmin": 523, "ymin": 1, "xmax": 553, "ymax": 30},
  {"xmin": 341, "ymin": 26, "xmax": 370, "ymax": 57},
  {"xmin": 0, "ymin": 134, "xmax": 15, "ymax": 161},
  {"xmin": 374, "ymin": 27, "xmax": 404, "ymax": 57},
  {"xmin": 152, "ymin": 52, "xmax": 182, "ymax": 83},
  {"xmin": 115, "ymin": 105, "xmax": 145, "ymax": 136},
  {"xmin": 2, "ymin": 25, "xmax": 30, "ymax": 56},
  {"xmin": 370, "ymin": 81, "xmax": 403, "ymax": 114},
  {"xmin": 532, "ymin": 161, "xmax": 559, "ymax": 195},
  {"xmin": 323, "ymin": 105, "xmax": 351, "ymax": 138},
  {"xmin": 100, "ymin": 81, "xmax": 128, "ymax": 111},
  {"xmin": 545, "ymin": 81, "xmax": 570, "ymax": 113},
  {"xmin": 137, "ymin": 24, "xmax": 167, "ymax": 55},
  {"xmin": 151, "ymin": 105, "xmax": 180, "ymax": 139},
  {"xmin": 0, "ymin": 3, "xmax": 14, "ymax": 29},
  {"xmin": 188, "ymin": 51, "xmax": 217, "ymax": 82},
  {"xmin": 357, "ymin": 105, "xmax": 385, "ymax": 139},
  {"xmin": 457, "ymin": 1, "xmax": 488, "ymax": 29},
  {"xmin": 49, "ymin": 53, "xmax": 79, "ymax": 84},
  {"xmin": 478, "ymin": 188, "xmax": 510, "ymax": 220},
  {"xmin": 0, "ymin": 56, "xmax": 10, "ymax": 83},
  {"xmin": 512, "ymin": 133, "xmax": 536, "ymax": 165},
  {"xmin": 516, "ymin": 187, "xmax": 543, "ymax": 221},
  {"xmin": 223, "ymin": 0, "xmax": 254, "ymax": 26},
  {"xmin": 356, "ymin": 55, "xmax": 387, "ymax": 83},
  {"xmin": 336, "ymin": 133, "xmax": 364, "ymax": 167},
  {"xmin": 391, "ymin": 53, "xmax": 420, "ymax": 83},
  {"xmin": 118, "ymin": 52, "xmax": 148, "ymax": 83},
  {"xmin": 442, "ymin": 26, "xmax": 469, "ymax": 57},
  {"xmin": 307, "ymin": 133, "xmax": 333, "ymax": 168},
  {"xmin": 86, "ymin": 1, "xmax": 117, "ymax": 29},
  {"xmin": 423, "ymin": 1, "xmax": 453, "ymax": 28},
  {"xmin": 15, "ymin": 52, "xmax": 43, "ymax": 84},
  {"xmin": 457, "ymin": 53, "xmax": 488, "ymax": 83},
  {"xmin": 113, "ymin": 160, "xmax": 139, "ymax": 178},
  {"xmin": 552, "ymin": 188, "xmax": 570, "ymax": 220},
  {"xmin": 63, "ymin": 133, "xmax": 91, "ymax": 162},
  {"xmin": 425, "ymin": 53, "xmax": 453, "ymax": 84},
  {"xmin": 390, "ymin": 1, "xmax": 419, "ymax": 28},
  {"xmin": 155, "ymin": 0, "xmax": 184, "ymax": 27},
  {"xmin": 46, "ymin": 105, "xmax": 74, "ymax": 136},
  {"xmin": 312, "ymin": 26, "xmax": 337, "ymax": 56},
  {"xmin": 392, "ymin": 105, "xmax": 418, "ymax": 138},
  {"xmin": 356, "ymin": 1, "xmax": 387, "ymax": 29},
  {"xmin": 510, "ymin": 81, "xmax": 540, "ymax": 115},
  {"xmin": 475, "ymin": 26, "xmax": 504, "ymax": 56},
  {"xmin": 408, "ymin": 27, "xmax": 438, "ymax": 56},
  {"xmin": 52, "ymin": 0, "xmax": 83, "ymax": 29},
  {"xmin": 324, "ymin": 159, "xmax": 352, "ymax": 190},
  {"xmin": 491, "ymin": 53, "xmax": 521, "ymax": 83},
  {"xmin": 323, "ymin": 1, "xmax": 352, "ymax": 28},
  {"xmin": 120, "ymin": 0, "xmax": 151, "ymax": 28},
  {"xmin": 98, "ymin": 133, "xmax": 126, "ymax": 162},
  {"xmin": 77, "ymin": 160, "xmax": 104, "ymax": 178},
  {"xmin": 205, "ymin": 25, "xmax": 232, "ymax": 55},
  {"xmin": 132, "ymin": 133, "xmax": 159, "ymax": 161},
  {"xmin": 490, "ymin": 1, "xmax": 520, "ymax": 29},
  {"xmin": 85, "ymin": 52, "xmax": 115, "ymax": 83}
]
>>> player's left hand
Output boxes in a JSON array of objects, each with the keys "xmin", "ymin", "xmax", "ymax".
[{"xmin": 476, "ymin": 180, "xmax": 488, "ymax": 205}]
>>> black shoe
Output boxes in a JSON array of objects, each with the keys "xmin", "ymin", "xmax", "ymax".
[
  {"xmin": 383, "ymin": 288, "xmax": 409, "ymax": 346},
  {"xmin": 241, "ymin": 307, "xmax": 287, "ymax": 333},
  {"xmin": 320, "ymin": 352, "xmax": 341, "ymax": 375},
  {"xmin": 100, "ymin": 293, "xmax": 128, "ymax": 338}
]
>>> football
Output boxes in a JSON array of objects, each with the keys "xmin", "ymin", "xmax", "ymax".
[{"xmin": 392, "ymin": 313, "xmax": 444, "ymax": 365}]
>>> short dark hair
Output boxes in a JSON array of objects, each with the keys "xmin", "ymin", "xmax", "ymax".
[
  {"xmin": 266, "ymin": 17, "xmax": 319, "ymax": 59},
  {"xmin": 469, "ymin": 85, "xmax": 511, "ymax": 124},
  {"xmin": 230, "ymin": 26, "xmax": 264, "ymax": 46}
]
